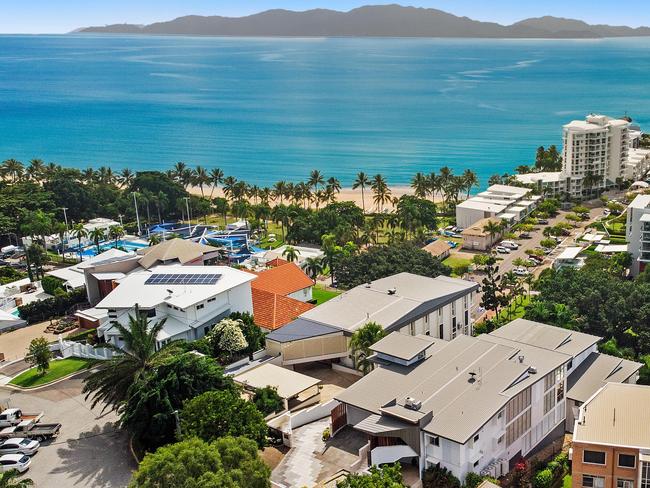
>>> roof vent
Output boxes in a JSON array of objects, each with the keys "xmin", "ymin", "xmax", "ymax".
[
  {"xmin": 404, "ymin": 397, "xmax": 422, "ymax": 411},
  {"xmin": 468, "ymin": 371, "xmax": 477, "ymax": 384},
  {"xmin": 365, "ymin": 282, "xmax": 372, "ymax": 288},
  {"xmin": 388, "ymin": 287, "xmax": 397, "ymax": 295},
  {"xmin": 528, "ymin": 366, "xmax": 537, "ymax": 374},
  {"xmin": 518, "ymin": 355, "xmax": 525, "ymax": 363}
]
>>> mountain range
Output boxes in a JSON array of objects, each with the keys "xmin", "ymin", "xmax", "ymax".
[{"xmin": 77, "ymin": 5, "xmax": 650, "ymax": 38}]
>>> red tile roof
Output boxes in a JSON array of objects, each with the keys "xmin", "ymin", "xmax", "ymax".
[
  {"xmin": 266, "ymin": 257, "xmax": 289, "ymax": 268},
  {"xmin": 250, "ymin": 263, "xmax": 314, "ymax": 296},
  {"xmin": 252, "ymin": 288, "xmax": 315, "ymax": 330}
]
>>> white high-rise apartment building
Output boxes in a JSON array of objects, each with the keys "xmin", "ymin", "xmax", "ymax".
[{"xmin": 561, "ymin": 114, "xmax": 630, "ymax": 197}]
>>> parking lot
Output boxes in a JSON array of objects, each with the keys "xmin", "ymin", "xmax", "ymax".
[{"xmin": 0, "ymin": 372, "xmax": 135, "ymax": 487}]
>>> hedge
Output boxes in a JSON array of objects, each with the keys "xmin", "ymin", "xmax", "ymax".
[{"xmin": 18, "ymin": 288, "xmax": 87, "ymax": 324}]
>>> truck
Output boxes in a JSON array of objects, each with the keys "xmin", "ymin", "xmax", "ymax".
[
  {"xmin": 0, "ymin": 419, "xmax": 61, "ymax": 441},
  {"xmin": 0, "ymin": 409, "xmax": 44, "ymax": 428}
]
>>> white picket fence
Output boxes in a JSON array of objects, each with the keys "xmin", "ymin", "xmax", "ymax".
[{"xmin": 57, "ymin": 336, "xmax": 114, "ymax": 360}]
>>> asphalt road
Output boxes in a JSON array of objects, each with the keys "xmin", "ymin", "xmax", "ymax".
[{"xmin": 0, "ymin": 372, "xmax": 135, "ymax": 488}]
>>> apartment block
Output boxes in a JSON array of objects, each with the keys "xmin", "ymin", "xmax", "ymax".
[
  {"xmin": 455, "ymin": 184, "xmax": 540, "ymax": 229},
  {"xmin": 625, "ymin": 195, "xmax": 650, "ymax": 276},
  {"xmin": 572, "ymin": 383, "xmax": 650, "ymax": 488}
]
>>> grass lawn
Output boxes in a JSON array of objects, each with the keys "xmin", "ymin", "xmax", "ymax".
[
  {"xmin": 563, "ymin": 474, "xmax": 572, "ymax": 488},
  {"xmin": 10, "ymin": 357, "xmax": 95, "ymax": 388},
  {"xmin": 442, "ymin": 255, "xmax": 472, "ymax": 268},
  {"xmin": 497, "ymin": 295, "xmax": 531, "ymax": 322},
  {"xmin": 312, "ymin": 286, "xmax": 341, "ymax": 305}
]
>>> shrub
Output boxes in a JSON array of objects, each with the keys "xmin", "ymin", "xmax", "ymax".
[
  {"xmin": 41, "ymin": 275, "xmax": 65, "ymax": 295},
  {"xmin": 322, "ymin": 427, "xmax": 331, "ymax": 441},
  {"xmin": 18, "ymin": 288, "xmax": 87, "ymax": 323},
  {"xmin": 532, "ymin": 468, "xmax": 553, "ymax": 488},
  {"xmin": 464, "ymin": 472, "xmax": 499, "ymax": 488},
  {"xmin": 252, "ymin": 386, "xmax": 284, "ymax": 416}
]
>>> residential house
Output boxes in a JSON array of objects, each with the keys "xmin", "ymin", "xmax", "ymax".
[
  {"xmin": 95, "ymin": 265, "xmax": 255, "ymax": 349},
  {"xmin": 572, "ymin": 383, "xmax": 650, "ymax": 488},
  {"xmin": 422, "ymin": 240, "xmax": 452, "ymax": 260},
  {"xmin": 461, "ymin": 217, "xmax": 504, "ymax": 251},
  {"xmin": 455, "ymin": 185, "xmax": 539, "ymax": 229},
  {"xmin": 46, "ymin": 248, "xmax": 132, "ymax": 292},
  {"xmin": 553, "ymin": 247, "xmax": 586, "ymax": 270},
  {"xmin": 265, "ymin": 273, "xmax": 478, "ymax": 368}
]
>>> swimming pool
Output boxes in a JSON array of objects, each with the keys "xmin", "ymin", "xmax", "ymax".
[{"xmin": 79, "ymin": 240, "xmax": 149, "ymax": 257}]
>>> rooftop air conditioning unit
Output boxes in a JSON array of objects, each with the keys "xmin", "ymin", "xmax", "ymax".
[
  {"xmin": 388, "ymin": 287, "xmax": 397, "ymax": 295},
  {"xmin": 404, "ymin": 397, "xmax": 422, "ymax": 411}
]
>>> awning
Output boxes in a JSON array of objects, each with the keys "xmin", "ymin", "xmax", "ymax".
[
  {"xmin": 91, "ymin": 272, "xmax": 126, "ymax": 280},
  {"xmin": 354, "ymin": 414, "xmax": 410, "ymax": 435}
]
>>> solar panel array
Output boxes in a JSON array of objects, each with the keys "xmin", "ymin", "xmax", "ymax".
[{"xmin": 144, "ymin": 273, "xmax": 221, "ymax": 285}]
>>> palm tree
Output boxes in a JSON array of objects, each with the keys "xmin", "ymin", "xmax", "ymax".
[
  {"xmin": 308, "ymin": 170, "xmax": 324, "ymax": 191},
  {"xmin": 118, "ymin": 168, "xmax": 134, "ymax": 188},
  {"xmin": 282, "ymin": 245, "xmax": 300, "ymax": 263},
  {"xmin": 208, "ymin": 168, "xmax": 224, "ymax": 200},
  {"xmin": 1, "ymin": 159, "xmax": 24, "ymax": 183},
  {"xmin": 172, "ymin": 161, "xmax": 187, "ymax": 183},
  {"xmin": 89, "ymin": 228, "xmax": 106, "ymax": 254},
  {"xmin": 325, "ymin": 177, "xmax": 341, "ymax": 200},
  {"xmin": 26, "ymin": 159, "xmax": 45, "ymax": 182},
  {"xmin": 52, "ymin": 221, "xmax": 67, "ymax": 261},
  {"xmin": 212, "ymin": 198, "xmax": 230, "ymax": 228},
  {"xmin": 222, "ymin": 176, "xmax": 237, "ymax": 202},
  {"xmin": 271, "ymin": 204, "xmax": 289, "ymax": 242},
  {"xmin": 301, "ymin": 257, "xmax": 323, "ymax": 281},
  {"xmin": 427, "ymin": 171, "xmax": 441, "ymax": 203},
  {"xmin": 482, "ymin": 219, "xmax": 503, "ymax": 248},
  {"xmin": 273, "ymin": 181, "xmax": 288, "ymax": 205},
  {"xmin": 71, "ymin": 223, "xmax": 88, "ymax": 260},
  {"xmin": 148, "ymin": 234, "xmax": 162, "ymax": 246},
  {"xmin": 352, "ymin": 172, "xmax": 370, "ymax": 214},
  {"xmin": 108, "ymin": 225, "xmax": 125, "ymax": 248},
  {"xmin": 82, "ymin": 305, "xmax": 167, "ymax": 412},
  {"xmin": 0, "ymin": 470, "xmax": 34, "ymax": 488},
  {"xmin": 82, "ymin": 167, "xmax": 96, "ymax": 183},
  {"xmin": 462, "ymin": 169, "xmax": 479, "ymax": 200},
  {"xmin": 350, "ymin": 322, "xmax": 385, "ymax": 375},
  {"xmin": 371, "ymin": 174, "xmax": 391, "ymax": 212},
  {"xmin": 193, "ymin": 166, "xmax": 210, "ymax": 198},
  {"xmin": 411, "ymin": 172, "xmax": 429, "ymax": 199}
]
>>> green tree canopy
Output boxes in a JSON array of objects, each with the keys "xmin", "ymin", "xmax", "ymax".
[{"xmin": 337, "ymin": 463, "xmax": 406, "ymax": 488}]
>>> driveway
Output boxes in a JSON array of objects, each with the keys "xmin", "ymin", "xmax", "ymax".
[
  {"xmin": 0, "ymin": 321, "xmax": 58, "ymax": 363},
  {"xmin": 0, "ymin": 372, "xmax": 135, "ymax": 487}
]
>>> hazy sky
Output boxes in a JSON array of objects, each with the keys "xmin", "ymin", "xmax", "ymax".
[{"xmin": 4, "ymin": 0, "xmax": 650, "ymax": 34}]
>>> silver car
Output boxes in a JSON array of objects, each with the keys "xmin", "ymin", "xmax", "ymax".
[
  {"xmin": 0, "ymin": 454, "xmax": 31, "ymax": 473},
  {"xmin": 0, "ymin": 438, "xmax": 40, "ymax": 456}
]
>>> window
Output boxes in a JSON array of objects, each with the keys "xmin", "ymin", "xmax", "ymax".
[
  {"xmin": 197, "ymin": 304, "xmax": 204, "ymax": 310},
  {"xmin": 497, "ymin": 410, "xmax": 503, "ymax": 420},
  {"xmin": 451, "ymin": 302, "xmax": 456, "ymax": 315},
  {"xmin": 409, "ymin": 323, "xmax": 415, "ymax": 336},
  {"xmin": 582, "ymin": 475, "xmax": 605, "ymax": 488},
  {"xmin": 473, "ymin": 460, "xmax": 479, "ymax": 467},
  {"xmin": 439, "ymin": 324, "xmax": 444, "ymax": 339},
  {"xmin": 204, "ymin": 326, "xmax": 210, "ymax": 336},
  {"xmin": 497, "ymin": 435, "xmax": 504, "ymax": 444},
  {"xmin": 544, "ymin": 390, "xmax": 555, "ymax": 415},
  {"xmin": 207, "ymin": 297, "xmax": 216, "ymax": 303},
  {"xmin": 641, "ymin": 461, "xmax": 650, "ymax": 488},
  {"xmin": 464, "ymin": 310, "xmax": 469, "ymax": 327},
  {"xmin": 557, "ymin": 382, "xmax": 565, "ymax": 403},
  {"xmin": 618, "ymin": 480, "xmax": 634, "ymax": 488},
  {"xmin": 430, "ymin": 436, "xmax": 439, "ymax": 447},
  {"xmin": 567, "ymin": 359, "xmax": 573, "ymax": 371},
  {"xmin": 583, "ymin": 451, "xmax": 606, "ymax": 465},
  {"xmin": 619, "ymin": 454, "xmax": 636, "ymax": 469},
  {"xmin": 473, "ymin": 434, "xmax": 480, "ymax": 442}
]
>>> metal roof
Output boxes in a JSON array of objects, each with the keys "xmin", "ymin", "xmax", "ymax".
[
  {"xmin": 354, "ymin": 414, "xmax": 411, "ymax": 435},
  {"xmin": 567, "ymin": 352, "xmax": 642, "ymax": 403},
  {"xmin": 370, "ymin": 333, "xmax": 435, "ymax": 361},
  {"xmin": 233, "ymin": 363, "xmax": 320, "ymax": 399},
  {"xmin": 265, "ymin": 318, "xmax": 341, "ymax": 343},
  {"xmin": 573, "ymin": 383, "xmax": 650, "ymax": 449}
]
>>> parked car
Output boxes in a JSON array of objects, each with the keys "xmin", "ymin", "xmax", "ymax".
[
  {"xmin": 0, "ymin": 410, "xmax": 43, "ymax": 428},
  {"xmin": 519, "ymin": 232, "xmax": 531, "ymax": 239},
  {"xmin": 528, "ymin": 255, "xmax": 543, "ymax": 264},
  {"xmin": 513, "ymin": 267, "xmax": 529, "ymax": 276},
  {"xmin": 0, "ymin": 438, "xmax": 40, "ymax": 456},
  {"xmin": 495, "ymin": 246, "xmax": 510, "ymax": 254},
  {"xmin": 0, "ymin": 419, "xmax": 61, "ymax": 441},
  {"xmin": 500, "ymin": 240, "xmax": 519, "ymax": 250},
  {"xmin": 526, "ymin": 258, "xmax": 539, "ymax": 267},
  {"xmin": 537, "ymin": 219, "xmax": 549, "ymax": 225},
  {"xmin": 0, "ymin": 454, "xmax": 31, "ymax": 473}
]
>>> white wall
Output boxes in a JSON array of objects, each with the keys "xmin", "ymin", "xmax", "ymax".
[
  {"xmin": 397, "ymin": 292, "xmax": 475, "ymax": 341},
  {"xmin": 288, "ymin": 287, "xmax": 312, "ymax": 302}
]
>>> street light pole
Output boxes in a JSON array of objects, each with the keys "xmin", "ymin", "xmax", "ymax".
[
  {"xmin": 184, "ymin": 197, "xmax": 192, "ymax": 237},
  {"xmin": 61, "ymin": 207, "xmax": 69, "ymax": 256},
  {"xmin": 132, "ymin": 193, "xmax": 141, "ymax": 236},
  {"xmin": 118, "ymin": 214, "xmax": 123, "ymax": 227}
]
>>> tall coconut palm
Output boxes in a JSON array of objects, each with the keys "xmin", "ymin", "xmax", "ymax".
[
  {"xmin": 71, "ymin": 223, "xmax": 88, "ymax": 261},
  {"xmin": 462, "ymin": 169, "xmax": 479, "ymax": 200},
  {"xmin": 411, "ymin": 172, "xmax": 429, "ymax": 199},
  {"xmin": 26, "ymin": 159, "xmax": 45, "ymax": 182},
  {"xmin": 118, "ymin": 168, "xmax": 135, "ymax": 188},
  {"xmin": 222, "ymin": 176, "xmax": 237, "ymax": 202},
  {"xmin": 148, "ymin": 234, "xmax": 162, "ymax": 246},
  {"xmin": 352, "ymin": 172, "xmax": 370, "ymax": 214},
  {"xmin": 212, "ymin": 197, "xmax": 229, "ymax": 228},
  {"xmin": 350, "ymin": 322, "xmax": 385, "ymax": 375},
  {"xmin": 82, "ymin": 305, "xmax": 167, "ymax": 412},
  {"xmin": 0, "ymin": 470, "xmax": 34, "ymax": 488},
  {"xmin": 82, "ymin": 167, "xmax": 96, "ymax": 184},
  {"xmin": 172, "ymin": 161, "xmax": 187, "ymax": 183},
  {"xmin": 308, "ymin": 170, "xmax": 324, "ymax": 191},
  {"xmin": 271, "ymin": 204, "xmax": 289, "ymax": 242},
  {"xmin": 282, "ymin": 245, "xmax": 300, "ymax": 263},
  {"xmin": 89, "ymin": 228, "xmax": 106, "ymax": 254},
  {"xmin": 483, "ymin": 219, "xmax": 504, "ymax": 248},
  {"xmin": 371, "ymin": 174, "xmax": 391, "ymax": 212},
  {"xmin": 273, "ymin": 181, "xmax": 288, "ymax": 205},
  {"xmin": 1, "ymin": 159, "xmax": 24, "ymax": 183},
  {"xmin": 208, "ymin": 168, "xmax": 224, "ymax": 200},
  {"xmin": 301, "ymin": 256, "xmax": 323, "ymax": 281},
  {"xmin": 108, "ymin": 225, "xmax": 125, "ymax": 248},
  {"xmin": 193, "ymin": 166, "xmax": 210, "ymax": 198}
]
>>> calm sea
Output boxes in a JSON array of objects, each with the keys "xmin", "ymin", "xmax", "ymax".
[{"xmin": 1, "ymin": 35, "xmax": 650, "ymax": 189}]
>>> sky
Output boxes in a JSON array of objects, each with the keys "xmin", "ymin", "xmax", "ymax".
[{"xmin": 3, "ymin": 0, "xmax": 650, "ymax": 34}]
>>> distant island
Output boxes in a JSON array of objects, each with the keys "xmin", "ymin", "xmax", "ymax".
[{"xmin": 76, "ymin": 4, "xmax": 650, "ymax": 38}]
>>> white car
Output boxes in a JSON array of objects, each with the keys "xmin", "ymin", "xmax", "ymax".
[
  {"xmin": 0, "ymin": 438, "xmax": 40, "ymax": 456},
  {"xmin": 495, "ymin": 246, "xmax": 510, "ymax": 254},
  {"xmin": 501, "ymin": 241, "xmax": 519, "ymax": 250},
  {"xmin": 513, "ymin": 267, "xmax": 529, "ymax": 276},
  {"xmin": 0, "ymin": 454, "xmax": 31, "ymax": 473}
]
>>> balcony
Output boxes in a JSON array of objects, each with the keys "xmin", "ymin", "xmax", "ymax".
[{"xmin": 370, "ymin": 445, "xmax": 418, "ymax": 466}]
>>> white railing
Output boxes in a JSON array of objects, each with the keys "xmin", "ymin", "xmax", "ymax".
[
  {"xmin": 58, "ymin": 336, "xmax": 114, "ymax": 360},
  {"xmin": 289, "ymin": 399, "xmax": 339, "ymax": 430},
  {"xmin": 370, "ymin": 445, "xmax": 418, "ymax": 466}
]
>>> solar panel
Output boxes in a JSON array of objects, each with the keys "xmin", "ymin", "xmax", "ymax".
[{"xmin": 144, "ymin": 273, "xmax": 221, "ymax": 285}]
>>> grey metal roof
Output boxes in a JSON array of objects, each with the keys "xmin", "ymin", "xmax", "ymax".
[
  {"xmin": 354, "ymin": 414, "xmax": 411, "ymax": 434},
  {"xmin": 299, "ymin": 273, "xmax": 478, "ymax": 333},
  {"xmin": 567, "ymin": 352, "xmax": 642, "ymax": 403},
  {"xmin": 489, "ymin": 318, "xmax": 600, "ymax": 358},
  {"xmin": 265, "ymin": 318, "xmax": 341, "ymax": 343},
  {"xmin": 336, "ymin": 333, "xmax": 569, "ymax": 444},
  {"xmin": 370, "ymin": 333, "xmax": 436, "ymax": 361}
]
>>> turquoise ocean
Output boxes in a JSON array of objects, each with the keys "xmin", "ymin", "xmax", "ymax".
[{"xmin": 1, "ymin": 35, "xmax": 650, "ymax": 189}]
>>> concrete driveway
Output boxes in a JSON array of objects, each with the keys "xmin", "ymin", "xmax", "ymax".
[
  {"xmin": 0, "ymin": 372, "xmax": 135, "ymax": 487},
  {"xmin": 0, "ymin": 321, "xmax": 58, "ymax": 363}
]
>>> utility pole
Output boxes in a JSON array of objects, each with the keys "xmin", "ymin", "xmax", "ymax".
[
  {"xmin": 118, "ymin": 214, "xmax": 123, "ymax": 227},
  {"xmin": 60, "ymin": 207, "xmax": 69, "ymax": 257},
  {"xmin": 184, "ymin": 197, "xmax": 192, "ymax": 237},
  {"xmin": 132, "ymin": 193, "xmax": 141, "ymax": 236}
]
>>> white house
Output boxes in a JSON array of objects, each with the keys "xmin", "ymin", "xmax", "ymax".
[
  {"xmin": 455, "ymin": 185, "xmax": 539, "ymax": 229},
  {"xmin": 95, "ymin": 265, "xmax": 256, "ymax": 349}
]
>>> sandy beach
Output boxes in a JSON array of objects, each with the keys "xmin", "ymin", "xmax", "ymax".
[{"xmin": 186, "ymin": 185, "xmax": 445, "ymax": 210}]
